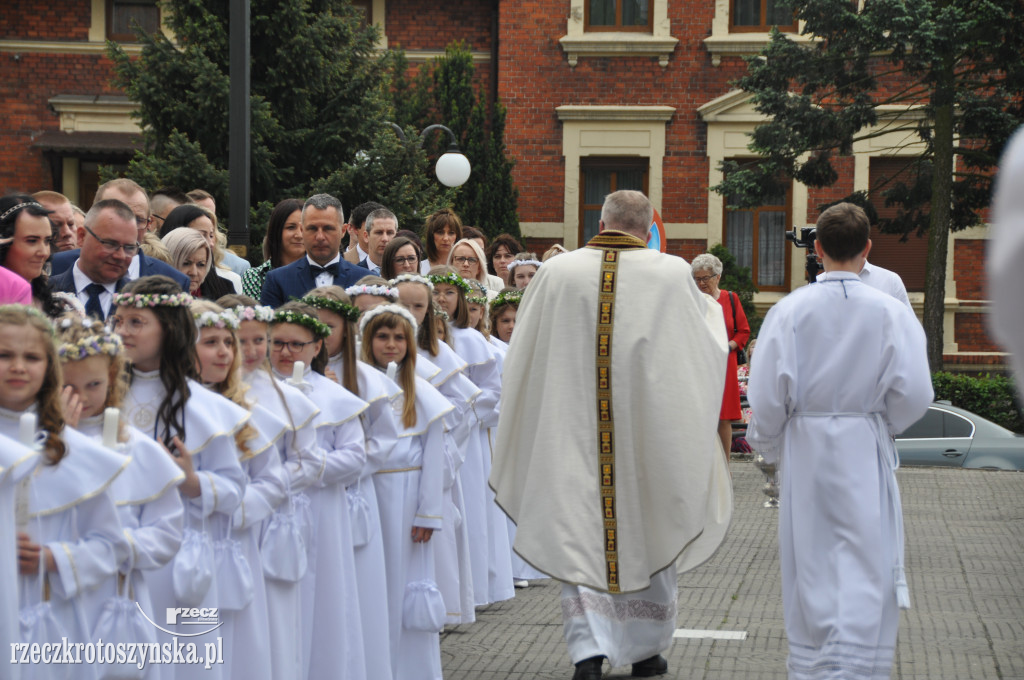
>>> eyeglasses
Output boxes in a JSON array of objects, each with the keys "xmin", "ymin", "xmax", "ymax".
[
  {"xmin": 393, "ymin": 256, "xmax": 419, "ymax": 265},
  {"xmin": 108, "ymin": 316, "xmax": 150, "ymax": 334},
  {"xmin": 84, "ymin": 225, "xmax": 140, "ymax": 256},
  {"xmin": 453, "ymin": 256, "xmax": 479, "ymax": 266},
  {"xmin": 270, "ymin": 339, "xmax": 317, "ymax": 353},
  {"xmin": 135, "ymin": 216, "xmax": 153, "ymax": 229},
  {"xmin": 694, "ymin": 274, "xmax": 719, "ymax": 284}
]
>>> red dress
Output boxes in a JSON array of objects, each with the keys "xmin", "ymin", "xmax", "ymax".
[{"xmin": 716, "ymin": 289, "xmax": 751, "ymax": 420}]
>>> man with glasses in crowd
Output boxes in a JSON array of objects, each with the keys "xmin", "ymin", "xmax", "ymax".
[
  {"xmin": 49, "ymin": 199, "xmax": 143, "ymax": 319},
  {"xmin": 49, "ymin": 178, "xmax": 190, "ymax": 291}
]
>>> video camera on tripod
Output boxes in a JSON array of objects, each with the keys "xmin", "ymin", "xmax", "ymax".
[{"xmin": 786, "ymin": 226, "xmax": 821, "ymax": 283}]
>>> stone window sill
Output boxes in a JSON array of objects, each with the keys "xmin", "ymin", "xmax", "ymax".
[
  {"xmin": 703, "ymin": 32, "xmax": 812, "ymax": 66},
  {"xmin": 559, "ymin": 33, "xmax": 679, "ymax": 67}
]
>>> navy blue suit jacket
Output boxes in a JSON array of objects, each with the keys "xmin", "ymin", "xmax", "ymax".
[
  {"xmin": 261, "ymin": 256, "xmax": 370, "ymax": 308},
  {"xmin": 48, "ymin": 265, "xmax": 129, "ymax": 319},
  {"xmin": 50, "ymin": 250, "xmax": 191, "ymax": 291}
]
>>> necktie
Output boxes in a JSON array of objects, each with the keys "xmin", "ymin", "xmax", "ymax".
[
  {"xmin": 84, "ymin": 282, "xmax": 106, "ymax": 319},
  {"xmin": 311, "ymin": 263, "xmax": 339, "ymax": 278},
  {"xmin": 372, "ymin": 265, "xmax": 381, "ymax": 276}
]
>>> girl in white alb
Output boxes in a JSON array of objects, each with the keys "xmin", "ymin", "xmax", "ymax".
[
  {"xmin": 226, "ymin": 296, "xmax": 323, "ymax": 680},
  {"xmin": 306, "ymin": 285, "xmax": 400, "ymax": 680},
  {"xmin": 361, "ymin": 304, "xmax": 452, "ymax": 680},
  {"xmin": 112, "ymin": 276, "xmax": 247, "ymax": 680},
  {"xmin": 191, "ymin": 300, "xmax": 292, "ymax": 680},
  {"xmin": 57, "ymin": 313, "xmax": 185, "ymax": 680},
  {"xmin": 429, "ymin": 267, "xmax": 514, "ymax": 606},
  {"xmin": 267, "ymin": 301, "xmax": 369, "ymax": 680},
  {"xmin": 0, "ymin": 305, "xmax": 127, "ymax": 680},
  {"xmin": 395, "ymin": 273, "xmax": 480, "ymax": 625}
]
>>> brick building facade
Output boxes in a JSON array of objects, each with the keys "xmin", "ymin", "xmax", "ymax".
[{"xmin": 0, "ymin": 0, "xmax": 1006, "ymax": 368}]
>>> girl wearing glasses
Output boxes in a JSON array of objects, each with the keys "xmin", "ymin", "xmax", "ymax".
[
  {"xmin": 111, "ymin": 275, "xmax": 247, "ymax": 679},
  {"xmin": 267, "ymin": 301, "xmax": 370, "ymax": 680},
  {"xmin": 304, "ymin": 285, "xmax": 402, "ymax": 680},
  {"xmin": 217, "ymin": 293, "xmax": 323, "ymax": 680}
]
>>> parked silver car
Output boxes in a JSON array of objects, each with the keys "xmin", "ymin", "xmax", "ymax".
[{"xmin": 896, "ymin": 402, "xmax": 1024, "ymax": 470}]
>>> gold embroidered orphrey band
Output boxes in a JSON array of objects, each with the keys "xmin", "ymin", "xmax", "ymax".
[
  {"xmin": 596, "ymin": 247, "xmax": 621, "ymax": 592},
  {"xmin": 588, "ymin": 230, "xmax": 647, "ymax": 592}
]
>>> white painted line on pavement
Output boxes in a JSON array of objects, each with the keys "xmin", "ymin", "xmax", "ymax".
[{"xmin": 673, "ymin": 629, "xmax": 748, "ymax": 640}]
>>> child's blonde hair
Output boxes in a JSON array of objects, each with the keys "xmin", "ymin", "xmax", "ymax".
[
  {"xmin": 0, "ymin": 305, "xmax": 66, "ymax": 463},
  {"xmin": 191, "ymin": 299, "xmax": 257, "ymax": 459},
  {"xmin": 55, "ymin": 313, "xmax": 130, "ymax": 442}
]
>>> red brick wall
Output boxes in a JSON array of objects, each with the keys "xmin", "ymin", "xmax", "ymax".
[
  {"xmin": 666, "ymin": 238, "xmax": 707, "ymax": 262},
  {"xmin": 954, "ymin": 240, "xmax": 987, "ymax": 300},
  {"xmin": 1, "ymin": 0, "xmax": 91, "ymax": 41},
  {"xmin": 0, "ymin": 51, "xmax": 122, "ymax": 194},
  {"xmin": 385, "ymin": 0, "xmax": 494, "ymax": 52},
  {"xmin": 954, "ymin": 312, "xmax": 1000, "ymax": 353},
  {"xmin": 497, "ymin": 1, "xmax": 744, "ymax": 227}
]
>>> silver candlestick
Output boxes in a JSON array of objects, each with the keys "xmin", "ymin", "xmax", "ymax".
[{"xmin": 753, "ymin": 453, "xmax": 780, "ymax": 509}]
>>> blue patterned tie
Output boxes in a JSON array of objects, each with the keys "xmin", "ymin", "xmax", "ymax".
[{"xmin": 84, "ymin": 282, "xmax": 106, "ymax": 319}]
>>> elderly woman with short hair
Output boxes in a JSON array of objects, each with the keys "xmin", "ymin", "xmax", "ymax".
[{"xmin": 692, "ymin": 252, "xmax": 750, "ymax": 466}]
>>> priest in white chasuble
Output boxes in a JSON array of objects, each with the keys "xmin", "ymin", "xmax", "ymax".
[
  {"xmin": 747, "ymin": 202, "xmax": 933, "ymax": 680},
  {"xmin": 491, "ymin": 190, "xmax": 733, "ymax": 680}
]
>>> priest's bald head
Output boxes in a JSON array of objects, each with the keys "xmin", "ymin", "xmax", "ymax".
[{"xmin": 599, "ymin": 190, "xmax": 653, "ymax": 238}]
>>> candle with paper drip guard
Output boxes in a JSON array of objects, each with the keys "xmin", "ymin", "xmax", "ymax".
[
  {"xmin": 103, "ymin": 408, "xmax": 120, "ymax": 449},
  {"xmin": 290, "ymin": 360, "xmax": 305, "ymax": 384},
  {"xmin": 15, "ymin": 413, "xmax": 35, "ymax": 533},
  {"xmin": 18, "ymin": 412, "xmax": 35, "ymax": 447},
  {"xmin": 385, "ymin": 361, "xmax": 398, "ymax": 382}
]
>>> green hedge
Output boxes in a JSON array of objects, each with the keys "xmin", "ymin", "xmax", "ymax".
[{"xmin": 931, "ymin": 372, "xmax": 1024, "ymax": 433}]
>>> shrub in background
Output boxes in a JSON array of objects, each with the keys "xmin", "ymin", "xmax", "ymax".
[{"xmin": 931, "ymin": 372, "xmax": 1024, "ymax": 433}]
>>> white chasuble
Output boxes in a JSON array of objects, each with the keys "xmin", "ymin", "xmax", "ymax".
[{"xmin": 491, "ymin": 230, "xmax": 733, "ymax": 595}]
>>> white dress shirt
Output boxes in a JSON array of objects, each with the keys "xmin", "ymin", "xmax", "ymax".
[
  {"xmin": 308, "ymin": 253, "xmax": 342, "ymax": 289},
  {"xmin": 72, "ymin": 262, "xmax": 116, "ymax": 318},
  {"xmin": 858, "ymin": 261, "xmax": 912, "ymax": 311}
]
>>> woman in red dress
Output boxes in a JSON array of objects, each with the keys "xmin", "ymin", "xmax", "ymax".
[{"xmin": 692, "ymin": 253, "xmax": 751, "ymax": 465}]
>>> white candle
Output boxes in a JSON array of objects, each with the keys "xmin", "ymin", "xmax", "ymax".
[
  {"xmin": 103, "ymin": 408, "xmax": 120, "ymax": 448},
  {"xmin": 385, "ymin": 361, "xmax": 398, "ymax": 382},
  {"xmin": 18, "ymin": 413, "xmax": 35, "ymax": 447},
  {"xmin": 291, "ymin": 360, "xmax": 305, "ymax": 383}
]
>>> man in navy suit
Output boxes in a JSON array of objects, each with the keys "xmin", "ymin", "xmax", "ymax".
[
  {"xmin": 49, "ymin": 178, "xmax": 191, "ymax": 291},
  {"xmin": 261, "ymin": 194, "xmax": 370, "ymax": 307},
  {"xmin": 48, "ymin": 200, "xmax": 140, "ymax": 319}
]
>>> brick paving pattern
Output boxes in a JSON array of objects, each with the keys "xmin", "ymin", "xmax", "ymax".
[{"xmin": 441, "ymin": 462, "xmax": 1024, "ymax": 679}]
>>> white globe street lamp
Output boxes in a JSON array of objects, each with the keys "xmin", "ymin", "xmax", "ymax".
[{"xmin": 388, "ymin": 122, "xmax": 472, "ymax": 188}]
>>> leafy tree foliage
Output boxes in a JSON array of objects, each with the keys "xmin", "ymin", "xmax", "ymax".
[
  {"xmin": 108, "ymin": 0, "xmax": 450, "ymax": 255},
  {"xmin": 713, "ymin": 0, "xmax": 1024, "ymax": 370},
  {"xmin": 389, "ymin": 42, "xmax": 521, "ymax": 241}
]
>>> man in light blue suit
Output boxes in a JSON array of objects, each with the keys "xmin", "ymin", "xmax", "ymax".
[{"xmin": 261, "ymin": 194, "xmax": 370, "ymax": 308}]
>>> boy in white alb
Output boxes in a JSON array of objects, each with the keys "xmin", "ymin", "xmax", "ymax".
[{"xmin": 747, "ymin": 202, "xmax": 933, "ymax": 680}]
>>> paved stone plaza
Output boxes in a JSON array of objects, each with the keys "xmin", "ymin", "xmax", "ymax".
[{"xmin": 440, "ymin": 461, "xmax": 1024, "ymax": 679}]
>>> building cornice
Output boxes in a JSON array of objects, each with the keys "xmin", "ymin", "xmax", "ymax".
[{"xmin": 556, "ymin": 105, "xmax": 676, "ymax": 122}]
